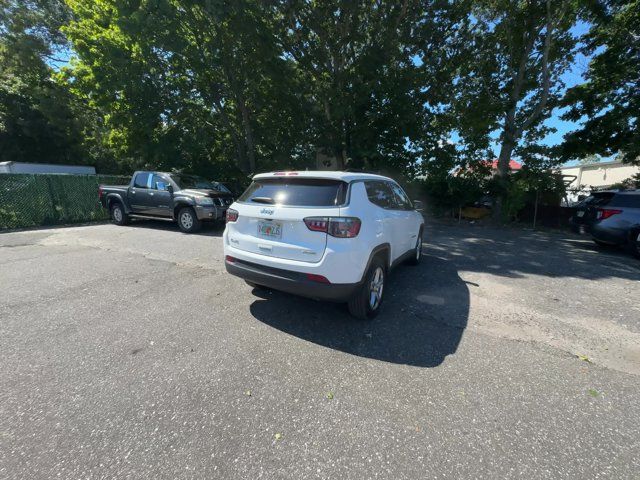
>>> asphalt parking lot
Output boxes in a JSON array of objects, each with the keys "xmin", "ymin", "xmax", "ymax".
[{"xmin": 1, "ymin": 220, "xmax": 639, "ymax": 479}]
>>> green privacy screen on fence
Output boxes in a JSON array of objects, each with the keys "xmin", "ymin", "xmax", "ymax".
[{"xmin": 0, "ymin": 174, "xmax": 130, "ymax": 230}]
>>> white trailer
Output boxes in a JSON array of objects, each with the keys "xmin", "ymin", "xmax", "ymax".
[{"xmin": 0, "ymin": 161, "xmax": 96, "ymax": 175}]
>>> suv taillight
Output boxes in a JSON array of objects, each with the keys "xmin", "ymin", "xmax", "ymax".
[
  {"xmin": 226, "ymin": 208, "xmax": 238, "ymax": 222},
  {"xmin": 596, "ymin": 208, "xmax": 622, "ymax": 220},
  {"xmin": 304, "ymin": 217, "xmax": 361, "ymax": 238}
]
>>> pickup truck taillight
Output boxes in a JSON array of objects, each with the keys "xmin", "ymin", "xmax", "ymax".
[
  {"xmin": 98, "ymin": 186, "xmax": 103, "ymax": 199},
  {"xmin": 226, "ymin": 208, "xmax": 238, "ymax": 222},
  {"xmin": 304, "ymin": 217, "xmax": 361, "ymax": 238},
  {"xmin": 596, "ymin": 208, "xmax": 622, "ymax": 220}
]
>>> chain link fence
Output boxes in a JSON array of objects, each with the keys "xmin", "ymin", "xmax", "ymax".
[{"xmin": 0, "ymin": 174, "xmax": 130, "ymax": 230}]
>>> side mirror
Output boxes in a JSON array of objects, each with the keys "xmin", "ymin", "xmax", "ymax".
[
  {"xmin": 413, "ymin": 200, "xmax": 424, "ymax": 212},
  {"xmin": 167, "ymin": 184, "xmax": 174, "ymax": 195}
]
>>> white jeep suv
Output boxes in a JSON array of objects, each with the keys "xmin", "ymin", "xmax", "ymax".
[{"xmin": 223, "ymin": 171, "xmax": 424, "ymax": 319}]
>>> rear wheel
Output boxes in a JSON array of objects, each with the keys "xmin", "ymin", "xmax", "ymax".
[
  {"xmin": 348, "ymin": 257, "xmax": 386, "ymax": 320},
  {"xmin": 110, "ymin": 202, "xmax": 129, "ymax": 226},
  {"xmin": 177, "ymin": 207, "xmax": 201, "ymax": 233}
]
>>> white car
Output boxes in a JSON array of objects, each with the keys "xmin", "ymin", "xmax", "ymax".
[{"xmin": 223, "ymin": 171, "xmax": 424, "ymax": 319}]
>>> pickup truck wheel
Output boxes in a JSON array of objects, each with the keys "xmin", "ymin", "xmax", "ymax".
[
  {"xmin": 348, "ymin": 257, "xmax": 385, "ymax": 320},
  {"xmin": 177, "ymin": 207, "xmax": 201, "ymax": 233},
  {"xmin": 110, "ymin": 202, "xmax": 129, "ymax": 226}
]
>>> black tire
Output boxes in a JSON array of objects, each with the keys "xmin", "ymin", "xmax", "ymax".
[
  {"xmin": 348, "ymin": 256, "xmax": 386, "ymax": 320},
  {"xmin": 110, "ymin": 202, "xmax": 129, "ymax": 226},
  {"xmin": 177, "ymin": 207, "xmax": 202, "ymax": 233},
  {"xmin": 407, "ymin": 228, "xmax": 423, "ymax": 265}
]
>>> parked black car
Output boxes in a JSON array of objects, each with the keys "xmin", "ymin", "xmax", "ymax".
[
  {"xmin": 570, "ymin": 191, "xmax": 617, "ymax": 234},
  {"xmin": 570, "ymin": 190, "xmax": 640, "ymax": 257},
  {"xmin": 99, "ymin": 171, "xmax": 234, "ymax": 233}
]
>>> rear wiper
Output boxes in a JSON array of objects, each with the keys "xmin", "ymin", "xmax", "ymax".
[{"xmin": 251, "ymin": 197, "xmax": 275, "ymax": 204}]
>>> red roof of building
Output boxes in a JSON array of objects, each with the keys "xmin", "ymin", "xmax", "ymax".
[{"xmin": 487, "ymin": 159, "xmax": 522, "ymax": 170}]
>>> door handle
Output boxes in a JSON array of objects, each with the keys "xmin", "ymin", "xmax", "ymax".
[{"xmin": 149, "ymin": 192, "xmax": 154, "ymax": 196}]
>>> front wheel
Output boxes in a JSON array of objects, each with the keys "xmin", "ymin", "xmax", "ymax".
[
  {"xmin": 177, "ymin": 207, "xmax": 202, "ymax": 233},
  {"xmin": 348, "ymin": 257, "xmax": 386, "ymax": 320}
]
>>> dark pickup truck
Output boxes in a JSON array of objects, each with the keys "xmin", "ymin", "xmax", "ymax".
[{"xmin": 99, "ymin": 171, "xmax": 234, "ymax": 233}]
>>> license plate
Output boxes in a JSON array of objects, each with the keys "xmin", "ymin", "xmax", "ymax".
[
  {"xmin": 257, "ymin": 221, "xmax": 282, "ymax": 239},
  {"xmin": 576, "ymin": 211, "xmax": 584, "ymax": 217}
]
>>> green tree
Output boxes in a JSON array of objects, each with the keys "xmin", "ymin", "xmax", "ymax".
[
  {"xmin": 561, "ymin": 0, "xmax": 640, "ymax": 164},
  {"xmin": 280, "ymin": 1, "xmax": 464, "ymax": 175},
  {"xmin": 454, "ymin": 0, "xmax": 581, "ymax": 219},
  {"xmin": 63, "ymin": 0, "xmax": 467, "ymax": 179},
  {"xmin": 0, "ymin": 0, "xmax": 88, "ymax": 164},
  {"xmin": 64, "ymin": 0, "xmax": 310, "ymax": 177},
  {"xmin": 577, "ymin": 153, "xmax": 602, "ymax": 165}
]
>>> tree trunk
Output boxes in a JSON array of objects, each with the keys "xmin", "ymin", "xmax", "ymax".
[
  {"xmin": 322, "ymin": 98, "xmax": 344, "ymax": 170},
  {"xmin": 239, "ymin": 100, "xmax": 256, "ymax": 173},
  {"xmin": 496, "ymin": 137, "xmax": 515, "ymax": 178},
  {"xmin": 493, "ymin": 137, "xmax": 516, "ymax": 221},
  {"xmin": 491, "ymin": 0, "xmax": 554, "ymax": 222},
  {"xmin": 208, "ymin": 93, "xmax": 250, "ymax": 174}
]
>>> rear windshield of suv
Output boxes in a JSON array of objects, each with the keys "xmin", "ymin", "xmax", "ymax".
[
  {"xmin": 608, "ymin": 193, "xmax": 640, "ymax": 208},
  {"xmin": 238, "ymin": 178, "xmax": 347, "ymax": 206},
  {"xmin": 581, "ymin": 192, "xmax": 616, "ymax": 207}
]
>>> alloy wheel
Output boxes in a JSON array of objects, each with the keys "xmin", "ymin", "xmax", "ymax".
[
  {"xmin": 368, "ymin": 266, "xmax": 384, "ymax": 310},
  {"xmin": 180, "ymin": 212, "xmax": 193, "ymax": 230},
  {"xmin": 113, "ymin": 206, "xmax": 122, "ymax": 222}
]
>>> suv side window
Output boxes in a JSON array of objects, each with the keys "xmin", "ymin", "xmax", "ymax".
[
  {"xmin": 151, "ymin": 174, "xmax": 170, "ymax": 191},
  {"xmin": 134, "ymin": 172, "xmax": 150, "ymax": 189},
  {"xmin": 365, "ymin": 181, "xmax": 397, "ymax": 209},
  {"xmin": 388, "ymin": 182, "xmax": 413, "ymax": 210}
]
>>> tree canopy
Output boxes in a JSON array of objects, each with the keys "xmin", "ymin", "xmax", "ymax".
[
  {"xmin": 561, "ymin": 0, "xmax": 640, "ymax": 164},
  {"xmin": 0, "ymin": 0, "xmax": 637, "ymax": 186}
]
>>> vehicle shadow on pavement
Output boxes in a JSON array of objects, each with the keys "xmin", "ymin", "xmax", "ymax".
[
  {"xmin": 249, "ymin": 251, "xmax": 468, "ymax": 368},
  {"xmin": 427, "ymin": 223, "xmax": 640, "ymax": 281},
  {"xmin": 248, "ymin": 223, "xmax": 640, "ymax": 368},
  {"xmin": 125, "ymin": 219, "xmax": 225, "ymax": 237}
]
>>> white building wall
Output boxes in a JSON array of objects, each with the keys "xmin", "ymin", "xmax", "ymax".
[{"xmin": 559, "ymin": 161, "xmax": 639, "ymax": 204}]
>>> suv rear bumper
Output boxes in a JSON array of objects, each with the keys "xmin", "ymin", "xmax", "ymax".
[
  {"xmin": 225, "ymin": 257, "xmax": 359, "ymax": 302},
  {"xmin": 591, "ymin": 223, "xmax": 628, "ymax": 245}
]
